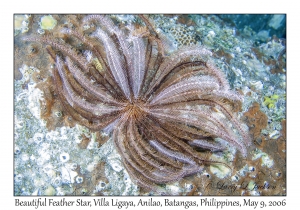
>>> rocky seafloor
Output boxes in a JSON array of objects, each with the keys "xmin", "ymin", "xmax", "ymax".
[{"xmin": 14, "ymin": 14, "xmax": 286, "ymax": 196}]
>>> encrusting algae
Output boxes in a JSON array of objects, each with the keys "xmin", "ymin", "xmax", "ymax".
[
  {"xmin": 40, "ymin": 15, "xmax": 57, "ymax": 30},
  {"xmin": 263, "ymin": 94, "xmax": 279, "ymax": 109}
]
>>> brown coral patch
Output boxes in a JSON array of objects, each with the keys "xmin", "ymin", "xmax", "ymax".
[
  {"xmin": 243, "ymin": 102, "xmax": 268, "ymax": 144},
  {"xmin": 77, "ymin": 132, "xmax": 109, "ymax": 149},
  {"xmin": 14, "ymin": 47, "xmax": 23, "ymax": 80},
  {"xmin": 95, "ymin": 132, "xmax": 110, "ymax": 147},
  {"xmin": 77, "ymin": 134, "xmax": 91, "ymax": 149},
  {"xmin": 177, "ymin": 15, "xmax": 196, "ymax": 27},
  {"xmin": 214, "ymin": 49, "xmax": 233, "ymax": 64},
  {"xmin": 35, "ymin": 77, "xmax": 66, "ymax": 130}
]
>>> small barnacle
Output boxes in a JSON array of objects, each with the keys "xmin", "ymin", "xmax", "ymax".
[
  {"xmin": 100, "ymin": 181, "xmax": 106, "ymax": 188},
  {"xmin": 15, "ymin": 174, "xmax": 23, "ymax": 183},
  {"xmin": 184, "ymin": 183, "xmax": 194, "ymax": 191},
  {"xmin": 263, "ymin": 181, "xmax": 270, "ymax": 190},
  {"xmin": 33, "ymin": 132, "xmax": 44, "ymax": 144},
  {"xmin": 270, "ymin": 169, "xmax": 283, "ymax": 180},
  {"xmin": 26, "ymin": 43, "xmax": 40, "ymax": 56},
  {"xmin": 249, "ymin": 80, "xmax": 263, "ymax": 91},
  {"xmin": 43, "ymin": 164, "xmax": 53, "ymax": 174},
  {"xmin": 52, "ymin": 177, "xmax": 62, "ymax": 187},
  {"xmin": 16, "ymin": 92, "xmax": 28, "ymax": 102},
  {"xmin": 14, "ymin": 146, "xmax": 21, "ymax": 155},
  {"xmin": 45, "ymin": 132, "xmax": 52, "ymax": 141},
  {"xmin": 71, "ymin": 163, "xmax": 78, "ymax": 170},
  {"xmin": 231, "ymin": 174, "xmax": 239, "ymax": 182},
  {"xmin": 22, "ymin": 26, "xmax": 29, "ymax": 33},
  {"xmin": 22, "ymin": 19, "xmax": 29, "ymax": 26},
  {"xmin": 60, "ymin": 127, "xmax": 68, "ymax": 135},
  {"xmin": 75, "ymin": 134, "xmax": 83, "ymax": 144},
  {"xmin": 81, "ymin": 188, "xmax": 88, "ymax": 195},
  {"xmin": 59, "ymin": 152, "xmax": 70, "ymax": 163},
  {"xmin": 269, "ymin": 130, "xmax": 280, "ymax": 139},
  {"xmin": 203, "ymin": 172, "xmax": 211, "ymax": 179},
  {"xmin": 15, "ymin": 119, "xmax": 25, "ymax": 129},
  {"xmin": 21, "ymin": 153, "xmax": 29, "ymax": 162},
  {"xmin": 76, "ymin": 176, "xmax": 83, "ymax": 184},
  {"xmin": 37, "ymin": 28, "xmax": 45, "ymax": 34},
  {"xmin": 107, "ymin": 158, "xmax": 123, "ymax": 172},
  {"xmin": 54, "ymin": 111, "xmax": 63, "ymax": 118}
]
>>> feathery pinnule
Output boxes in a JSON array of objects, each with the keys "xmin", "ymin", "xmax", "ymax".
[{"xmin": 65, "ymin": 56, "xmax": 121, "ymax": 105}]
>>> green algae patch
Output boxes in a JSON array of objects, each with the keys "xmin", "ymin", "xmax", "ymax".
[
  {"xmin": 209, "ymin": 154, "xmax": 231, "ymax": 179},
  {"xmin": 210, "ymin": 164, "xmax": 231, "ymax": 179},
  {"xmin": 44, "ymin": 185, "xmax": 56, "ymax": 195},
  {"xmin": 15, "ymin": 15, "xmax": 26, "ymax": 30},
  {"xmin": 40, "ymin": 15, "xmax": 57, "ymax": 30},
  {"xmin": 263, "ymin": 94, "xmax": 279, "ymax": 109},
  {"xmin": 247, "ymin": 180, "xmax": 256, "ymax": 191},
  {"xmin": 14, "ymin": 15, "xmax": 30, "ymax": 35}
]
